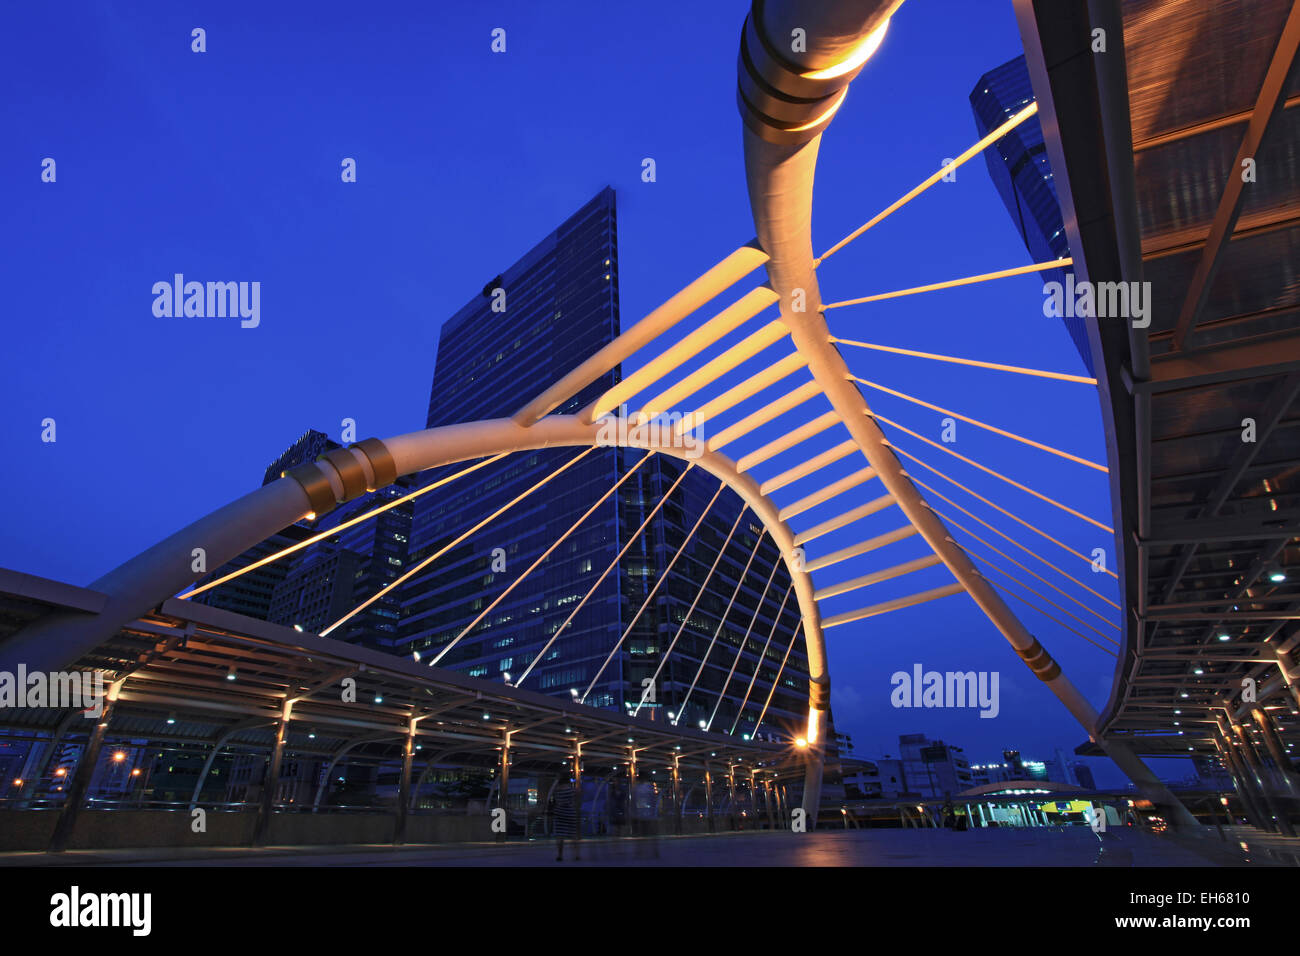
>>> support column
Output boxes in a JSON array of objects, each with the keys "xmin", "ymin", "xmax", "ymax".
[
  {"xmin": 627, "ymin": 747, "xmax": 637, "ymax": 838},
  {"xmin": 394, "ymin": 717, "xmax": 418, "ymax": 845},
  {"xmin": 190, "ymin": 736, "xmax": 229, "ymax": 812},
  {"xmin": 497, "ymin": 727, "xmax": 511, "ymax": 843},
  {"xmin": 671, "ymin": 755, "xmax": 682, "ymax": 835},
  {"xmin": 1250, "ymin": 706, "xmax": 1299, "ymax": 796},
  {"xmin": 704, "ymin": 763, "xmax": 714, "ymax": 832},
  {"xmin": 573, "ymin": 741, "xmax": 584, "ymax": 840},
  {"xmin": 252, "ymin": 699, "xmax": 293, "ymax": 847},
  {"xmin": 726, "ymin": 764, "xmax": 737, "ymax": 830},
  {"xmin": 1232, "ymin": 717, "xmax": 1294, "ymax": 837},
  {"xmin": 1215, "ymin": 732, "xmax": 1268, "ymax": 830},
  {"xmin": 48, "ymin": 679, "xmax": 124, "ymax": 852},
  {"xmin": 1098, "ymin": 738, "xmax": 1200, "ymax": 829},
  {"xmin": 1275, "ymin": 647, "xmax": 1300, "ymax": 712},
  {"xmin": 801, "ymin": 692, "xmax": 827, "ymax": 830}
]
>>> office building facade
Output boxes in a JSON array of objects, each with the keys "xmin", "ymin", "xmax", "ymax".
[
  {"xmin": 398, "ymin": 188, "xmax": 810, "ymax": 734},
  {"xmin": 898, "ymin": 733, "xmax": 975, "ymax": 799}
]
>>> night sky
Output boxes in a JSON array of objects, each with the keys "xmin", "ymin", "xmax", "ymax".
[{"xmin": 0, "ymin": 1, "xmax": 1181, "ymax": 786}]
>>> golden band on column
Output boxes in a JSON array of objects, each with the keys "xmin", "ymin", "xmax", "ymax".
[{"xmin": 1015, "ymin": 637, "xmax": 1061, "ymax": 682}]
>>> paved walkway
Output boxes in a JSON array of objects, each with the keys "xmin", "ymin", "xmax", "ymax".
[{"xmin": 3, "ymin": 826, "xmax": 1297, "ymax": 866}]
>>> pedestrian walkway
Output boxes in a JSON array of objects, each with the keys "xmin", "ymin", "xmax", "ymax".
[{"xmin": 3, "ymin": 826, "xmax": 1296, "ymax": 867}]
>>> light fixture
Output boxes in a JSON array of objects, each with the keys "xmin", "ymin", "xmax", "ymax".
[
  {"xmin": 802, "ymin": 18, "xmax": 890, "ymax": 80},
  {"xmin": 1269, "ymin": 569, "xmax": 1287, "ymax": 583},
  {"xmin": 166, "ymin": 712, "xmax": 176, "ymax": 725},
  {"xmin": 1218, "ymin": 634, "xmax": 1231, "ymax": 642},
  {"xmin": 226, "ymin": 666, "xmax": 237, "ymax": 682}
]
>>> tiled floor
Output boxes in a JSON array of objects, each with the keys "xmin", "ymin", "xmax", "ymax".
[{"xmin": 4, "ymin": 825, "xmax": 1298, "ymax": 866}]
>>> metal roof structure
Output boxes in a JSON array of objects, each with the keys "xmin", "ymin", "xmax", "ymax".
[
  {"xmin": 0, "ymin": 569, "xmax": 789, "ymax": 784},
  {"xmin": 1018, "ymin": 0, "xmax": 1300, "ymax": 766}
]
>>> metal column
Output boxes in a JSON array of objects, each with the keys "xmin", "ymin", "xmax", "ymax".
[
  {"xmin": 48, "ymin": 679, "xmax": 124, "ymax": 852},
  {"xmin": 394, "ymin": 717, "xmax": 417, "ymax": 845},
  {"xmin": 252, "ymin": 699, "xmax": 293, "ymax": 847}
]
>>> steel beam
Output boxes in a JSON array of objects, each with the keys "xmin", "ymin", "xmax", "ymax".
[{"xmin": 1168, "ymin": 0, "xmax": 1300, "ymax": 351}]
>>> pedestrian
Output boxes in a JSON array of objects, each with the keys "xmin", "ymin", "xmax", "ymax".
[{"xmin": 551, "ymin": 776, "xmax": 579, "ymax": 862}]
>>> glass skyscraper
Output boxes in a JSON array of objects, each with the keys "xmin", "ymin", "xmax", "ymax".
[
  {"xmin": 399, "ymin": 188, "xmax": 809, "ymax": 734},
  {"xmin": 970, "ymin": 55, "xmax": 1094, "ymax": 375},
  {"xmin": 399, "ymin": 188, "xmax": 628, "ymax": 704}
]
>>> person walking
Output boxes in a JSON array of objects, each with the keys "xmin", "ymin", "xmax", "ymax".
[{"xmin": 551, "ymin": 776, "xmax": 579, "ymax": 862}]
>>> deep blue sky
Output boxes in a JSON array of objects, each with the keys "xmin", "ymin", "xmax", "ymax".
[{"xmin": 0, "ymin": 1, "xmax": 1184, "ymax": 785}]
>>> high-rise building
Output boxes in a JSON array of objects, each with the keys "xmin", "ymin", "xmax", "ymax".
[
  {"xmin": 398, "ymin": 188, "xmax": 810, "ymax": 735},
  {"xmin": 1070, "ymin": 762, "xmax": 1097, "ymax": 790},
  {"xmin": 898, "ymin": 733, "xmax": 974, "ymax": 799},
  {"xmin": 190, "ymin": 523, "xmax": 315, "ymax": 620},
  {"xmin": 970, "ymin": 55, "xmax": 1093, "ymax": 375},
  {"xmin": 268, "ymin": 477, "xmax": 416, "ymax": 647},
  {"xmin": 972, "ymin": 747, "xmax": 1087, "ymax": 788},
  {"xmin": 398, "ymin": 188, "xmax": 628, "ymax": 702},
  {"xmin": 263, "ymin": 429, "xmax": 341, "ymax": 487}
]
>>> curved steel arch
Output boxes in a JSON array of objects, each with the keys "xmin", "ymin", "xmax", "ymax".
[
  {"xmin": 0, "ymin": 415, "xmax": 827, "ymax": 782},
  {"xmin": 3, "ymin": 416, "xmax": 823, "ymax": 664},
  {"xmin": 734, "ymin": 0, "xmax": 1195, "ymax": 825}
]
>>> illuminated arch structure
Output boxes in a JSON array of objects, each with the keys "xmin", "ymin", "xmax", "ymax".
[{"xmin": 0, "ymin": 0, "xmax": 1199, "ymax": 828}]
